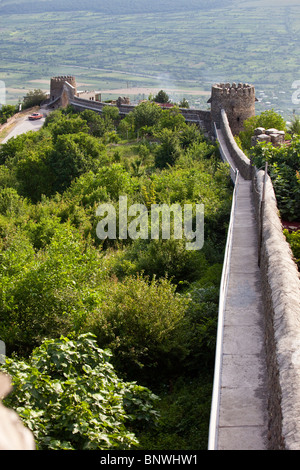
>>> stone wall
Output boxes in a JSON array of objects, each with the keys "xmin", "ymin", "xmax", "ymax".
[
  {"xmin": 70, "ymin": 96, "xmax": 106, "ymax": 113},
  {"xmin": 253, "ymin": 169, "xmax": 300, "ymax": 450},
  {"xmin": 219, "ymin": 109, "xmax": 252, "ymax": 179},
  {"xmin": 68, "ymin": 98, "xmax": 212, "ymax": 132},
  {"xmin": 179, "ymin": 108, "xmax": 211, "ymax": 129},
  {"xmin": 219, "ymin": 108, "xmax": 300, "ymax": 449}
]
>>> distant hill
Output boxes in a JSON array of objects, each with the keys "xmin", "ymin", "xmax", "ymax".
[{"xmin": 0, "ymin": 0, "xmax": 232, "ymax": 15}]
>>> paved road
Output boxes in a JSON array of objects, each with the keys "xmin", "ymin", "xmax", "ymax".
[{"xmin": 1, "ymin": 110, "xmax": 46, "ymax": 144}]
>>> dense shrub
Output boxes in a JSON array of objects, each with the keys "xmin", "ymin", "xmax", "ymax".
[
  {"xmin": 0, "ymin": 104, "xmax": 17, "ymax": 124},
  {"xmin": 284, "ymin": 229, "xmax": 300, "ymax": 269},
  {"xmin": 250, "ymin": 136, "xmax": 300, "ymax": 221},
  {"xmin": 138, "ymin": 375, "xmax": 212, "ymax": 450},
  {"xmin": 1, "ymin": 334, "xmax": 159, "ymax": 450},
  {"xmin": 84, "ymin": 275, "xmax": 191, "ymax": 380},
  {"xmin": 238, "ymin": 109, "xmax": 288, "ymax": 151},
  {"xmin": 0, "ymin": 223, "xmax": 104, "ymax": 355},
  {"xmin": 22, "ymin": 89, "xmax": 47, "ymax": 109}
]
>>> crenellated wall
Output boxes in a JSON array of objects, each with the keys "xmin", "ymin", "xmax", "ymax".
[
  {"xmin": 210, "ymin": 83, "xmax": 256, "ymax": 135},
  {"xmin": 50, "ymin": 76, "xmax": 77, "ymax": 102}
]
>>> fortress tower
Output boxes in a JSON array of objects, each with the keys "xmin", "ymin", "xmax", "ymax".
[
  {"xmin": 50, "ymin": 76, "xmax": 77, "ymax": 102},
  {"xmin": 209, "ymin": 83, "xmax": 257, "ymax": 135}
]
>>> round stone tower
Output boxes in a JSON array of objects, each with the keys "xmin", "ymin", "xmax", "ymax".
[
  {"xmin": 50, "ymin": 76, "xmax": 77, "ymax": 102},
  {"xmin": 210, "ymin": 82, "xmax": 256, "ymax": 135}
]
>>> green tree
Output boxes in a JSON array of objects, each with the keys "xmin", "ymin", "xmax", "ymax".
[
  {"xmin": 284, "ymin": 229, "xmax": 300, "ymax": 269},
  {"xmin": 0, "ymin": 104, "xmax": 17, "ymax": 124},
  {"xmin": 22, "ymin": 89, "xmax": 47, "ymax": 109},
  {"xmin": 48, "ymin": 132, "xmax": 105, "ymax": 192},
  {"xmin": 153, "ymin": 90, "xmax": 170, "ymax": 104},
  {"xmin": 239, "ymin": 109, "xmax": 287, "ymax": 150},
  {"xmin": 154, "ymin": 128, "xmax": 182, "ymax": 168},
  {"xmin": 179, "ymin": 98, "xmax": 190, "ymax": 109},
  {"xmin": 131, "ymin": 101, "xmax": 162, "ymax": 131},
  {"xmin": 80, "ymin": 109, "xmax": 109, "ymax": 137},
  {"xmin": 50, "ymin": 115, "xmax": 89, "ymax": 142},
  {"xmin": 250, "ymin": 136, "xmax": 300, "ymax": 220},
  {"xmin": 0, "ymin": 131, "xmax": 41, "ymax": 165},
  {"xmin": 102, "ymin": 105, "xmax": 120, "ymax": 126},
  {"xmin": 13, "ymin": 149, "xmax": 54, "ymax": 202},
  {"xmin": 85, "ymin": 274, "xmax": 191, "ymax": 379},
  {"xmin": 0, "ymin": 223, "xmax": 104, "ymax": 354},
  {"xmin": 288, "ymin": 115, "xmax": 300, "ymax": 137},
  {"xmin": 1, "ymin": 333, "xmax": 159, "ymax": 450},
  {"xmin": 156, "ymin": 106, "xmax": 186, "ymax": 131}
]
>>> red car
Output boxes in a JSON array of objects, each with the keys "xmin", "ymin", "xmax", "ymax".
[{"xmin": 29, "ymin": 112, "xmax": 43, "ymax": 120}]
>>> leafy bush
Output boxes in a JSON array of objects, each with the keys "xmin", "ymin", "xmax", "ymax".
[
  {"xmin": 130, "ymin": 101, "xmax": 162, "ymax": 131},
  {"xmin": 250, "ymin": 137, "xmax": 300, "ymax": 221},
  {"xmin": 138, "ymin": 375, "xmax": 212, "ymax": 450},
  {"xmin": 48, "ymin": 132, "xmax": 107, "ymax": 193},
  {"xmin": 238, "ymin": 109, "xmax": 288, "ymax": 151},
  {"xmin": 49, "ymin": 115, "xmax": 89, "ymax": 142},
  {"xmin": 85, "ymin": 275, "xmax": 191, "ymax": 380},
  {"xmin": 153, "ymin": 90, "xmax": 170, "ymax": 104},
  {"xmin": 284, "ymin": 229, "xmax": 300, "ymax": 269},
  {"xmin": 113, "ymin": 239, "xmax": 208, "ymax": 286},
  {"xmin": 80, "ymin": 108, "xmax": 114, "ymax": 137},
  {"xmin": 0, "ymin": 104, "xmax": 17, "ymax": 124},
  {"xmin": 22, "ymin": 89, "xmax": 47, "ymax": 109},
  {"xmin": 154, "ymin": 128, "xmax": 183, "ymax": 168},
  {"xmin": 0, "ymin": 223, "xmax": 104, "ymax": 355},
  {"xmin": 1, "ymin": 333, "xmax": 159, "ymax": 450},
  {"xmin": 288, "ymin": 115, "xmax": 300, "ymax": 137}
]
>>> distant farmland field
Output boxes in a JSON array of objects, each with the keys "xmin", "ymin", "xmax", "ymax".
[{"xmin": 0, "ymin": 1, "xmax": 299, "ymax": 118}]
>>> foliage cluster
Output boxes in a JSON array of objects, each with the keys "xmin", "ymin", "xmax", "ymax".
[
  {"xmin": 238, "ymin": 109, "xmax": 288, "ymax": 151},
  {"xmin": 2, "ymin": 333, "xmax": 159, "ymax": 450},
  {"xmin": 0, "ymin": 102, "xmax": 232, "ymax": 449},
  {"xmin": 22, "ymin": 89, "xmax": 48, "ymax": 109},
  {"xmin": 284, "ymin": 229, "xmax": 300, "ymax": 270},
  {"xmin": 0, "ymin": 105, "xmax": 18, "ymax": 125},
  {"xmin": 239, "ymin": 110, "xmax": 300, "ymax": 270},
  {"xmin": 239, "ymin": 109, "xmax": 299, "ymax": 222}
]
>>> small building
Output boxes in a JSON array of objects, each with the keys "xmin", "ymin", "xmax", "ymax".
[{"xmin": 77, "ymin": 90, "xmax": 102, "ymax": 102}]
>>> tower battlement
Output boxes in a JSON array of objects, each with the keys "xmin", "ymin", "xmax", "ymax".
[
  {"xmin": 212, "ymin": 82, "xmax": 255, "ymax": 97},
  {"xmin": 50, "ymin": 76, "xmax": 77, "ymax": 101},
  {"xmin": 210, "ymin": 82, "xmax": 256, "ymax": 135}
]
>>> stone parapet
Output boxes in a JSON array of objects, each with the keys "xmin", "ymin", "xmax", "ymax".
[
  {"xmin": 219, "ymin": 109, "xmax": 252, "ymax": 179},
  {"xmin": 253, "ymin": 169, "xmax": 300, "ymax": 450}
]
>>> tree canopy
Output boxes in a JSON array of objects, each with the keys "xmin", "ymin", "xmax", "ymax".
[{"xmin": 0, "ymin": 103, "xmax": 233, "ymax": 450}]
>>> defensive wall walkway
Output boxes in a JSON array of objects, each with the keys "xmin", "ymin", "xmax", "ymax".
[
  {"xmin": 68, "ymin": 96, "xmax": 211, "ymax": 130},
  {"xmin": 208, "ymin": 124, "xmax": 269, "ymax": 450},
  {"xmin": 208, "ymin": 110, "xmax": 300, "ymax": 451}
]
